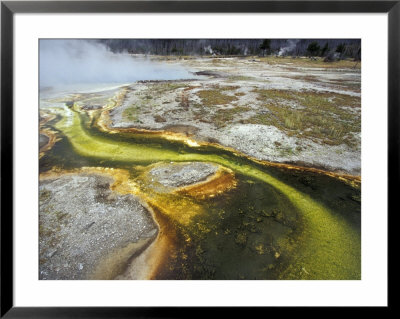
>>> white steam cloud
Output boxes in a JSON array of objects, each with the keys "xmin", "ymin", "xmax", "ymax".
[
  {"xmin": 39, "ymin": 40, "xmax": 193, "ymax": 88},
  {"xmin": 204, "ymin": 45, "xmax": 213, "ymax": 55},
  {"xmin": 278, "ymin": 39, "xmax": 299, "ymax": 56}
]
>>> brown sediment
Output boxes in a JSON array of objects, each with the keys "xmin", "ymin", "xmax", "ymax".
[
  {"xmin": 40, "ymin": 167, "xmax": 131, "ymax": 184},
  {"xmin": 78, "ymin": 86, "xmax": 130, "ymax": 123},
  {"xmin": 89, "ymin": 166, "xmax": 179, "ymax": 279},
  {"xmin": 97, "ymin": 108, "xmax": 201, "ymax": 145},
  {"xmin": 176, "ymin": 167, "xmax": 237, "ymax": 199},
  {"xmin": 81, "ymin": 166, "xmax": 175, "ymax": 279},
  {"xmin": 118, "ymin": 163, "xmax": 239, "ymax": 278},
  {"xmin": 112, "ymin": 190, "xmax": 184, "ymax": 279},
  {"xmin": 39, "ymin": 111, "xmax": 59, "ymax": 158},
  {"xmin": 39, "ymin": 128, "xmax": 60, "ymax": 159},
  {"xmin": 89, "ymin": 236, "xmax": 155, "ymax": 280},
  {"xmin": 39, "ymin": 111, "xmax": 57, "ymax": 126},
  {"xmin": 180, "ymin": 86, "xmax": 200, "ymax": 109},
  {"xmin": 137, "ymin": 204, "xmax": 180, "ymax": 280},
  {"xmin": 112, "ymin": 185, "xmax": 189, "ymax": 279},
  {"xmin": 131, "ymin": 162, "xmax": 238, "ymax": 224},
  {"xmin": 145, "ymin": 194, "xmax": 205, "ymax": 227},
  {"xmin": 259, "ymin": 159, "xmax": 361, "ymax": 188},
  {"xmin": 161, "ymin": 124, "xmax": 199, "ymax": 136}
]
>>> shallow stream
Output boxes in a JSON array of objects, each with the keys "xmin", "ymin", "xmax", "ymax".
[{"xmin": 39, "ymin": 103, "xmax": 361, "ymax": 280}]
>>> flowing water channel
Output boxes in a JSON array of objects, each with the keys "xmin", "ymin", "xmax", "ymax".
[{"xmin": 39, "ymin": 103, "xmax": 361, "ymax": 280}]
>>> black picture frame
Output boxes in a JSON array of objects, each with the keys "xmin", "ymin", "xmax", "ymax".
[{"xmin": 1, "ymin": 0, "xmax": 395, "ymax": 317}]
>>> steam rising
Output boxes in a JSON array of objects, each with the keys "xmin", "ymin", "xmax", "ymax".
[
  {"xmin": 204, "ymin": 45, "xmax": 213, "ymax": 55},
  {"xmin": 39, "ymin": 40, "xmax": 193, "ymax": 88},
  {"xmin": 278, "ymin": 39, "xmax": 299, "ymax": 56}
]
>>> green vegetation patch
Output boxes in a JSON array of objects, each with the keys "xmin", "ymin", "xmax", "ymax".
[
  {"xmin": 246, "ymin": 89, "xmax": 361, "ymax": 147},
  {"xmin": 258, "ymin": 56, "xmax": 361, "ymax": 69},
  {"xmin": 235, "ymin": 92, "xmax": 246, "ymax": 97},
  {"xmin": 150, "ymin": 82, "xmax": 188, "ymax": 95},
  {"xmin": 227, "ymin": 75, "xmax": 255, "ymax": 82},
  {"xmin": 197, "ymin": 87, "xmax": 239, "ymax": 107},
  {"xmin": 122, "ymin": 105, "xmax": 140, "ymax": 122},
  {"xmin": 39, "ymin": 189, "xmax": 51, "ymax": 202},
  {"xmin": 213, "ymin": 106, "xmax": 251, "ymax": 128},
  {"xmin": 125, "ymin": 82, "xmax": 190, "ymax": 116}
]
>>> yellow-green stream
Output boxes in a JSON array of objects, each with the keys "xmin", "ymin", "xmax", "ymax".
[{"xmin": 49, "ymin": 108, "xmax": 361, "ymax": 279}]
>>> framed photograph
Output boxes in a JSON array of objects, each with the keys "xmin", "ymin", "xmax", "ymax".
[{"xmin": 1, "ymin": 0, "xmax": 395, "ymax": 316}]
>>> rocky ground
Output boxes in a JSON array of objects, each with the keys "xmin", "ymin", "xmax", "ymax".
[
  {"xmin": 39, "ymin": 172, "xmax": 158, "ymax": 279},
  {"xmin": 148, "ymin": 162, "xmax": 219, "ymax": 189},
  {"xmin": 106, "ymin": 56, "xmax": 361, "ymax": 175}
]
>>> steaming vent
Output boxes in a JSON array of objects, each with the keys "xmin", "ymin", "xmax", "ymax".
[{"xmin": 40, "ymin": 40, "xmax": 193, "ymax": 89}]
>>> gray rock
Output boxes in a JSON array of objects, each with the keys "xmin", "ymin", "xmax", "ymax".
[
  {"xmin": 149, "ymin": 162, "xmax": 218, "ymax": 188},
  {"xmin": 39, "ymin": 173, "xmax": 158, "ymax": 280}
]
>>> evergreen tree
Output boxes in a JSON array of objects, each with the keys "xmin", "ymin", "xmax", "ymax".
[
  {"xmin": 306, "ymin": 42, "xmax": 320, "ymax": 57},
  {"xmin": 320, "ymin": 42, "xmax": 329, "ymax": 57},
  {"xmin": 259, "ymin": 39, "xmax": 271, "ymax": 56},
  {"xmin": 336, "ymin": 43, "xmax": 346, "ymax": 54}
]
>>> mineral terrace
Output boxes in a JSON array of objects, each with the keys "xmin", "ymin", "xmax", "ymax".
[{"xmin": 105, "ymin": 56, "xmax": 361, "ymax": 175}]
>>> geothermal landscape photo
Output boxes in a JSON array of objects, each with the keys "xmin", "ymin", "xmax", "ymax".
[{"xmin": 39, "ymin": 39, "xmax": 361, "ymax": 280}]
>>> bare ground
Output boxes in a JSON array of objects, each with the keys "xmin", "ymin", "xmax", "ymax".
[
  {"xmin": 39, "ymin": 173, "xmax": 158, "ymax": 279},
  {"xmin": 104, "ymin": 56, "xmax": 361, "ymax": 175}
]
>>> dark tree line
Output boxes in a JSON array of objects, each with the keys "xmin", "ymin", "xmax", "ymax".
[
  {"xmin": 97, "ymin": 39, "xmax": 361, "ymax": 59},
  {"xmin": 305, "ymin": 40, "xmax": 361, "ymax": 60}
]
